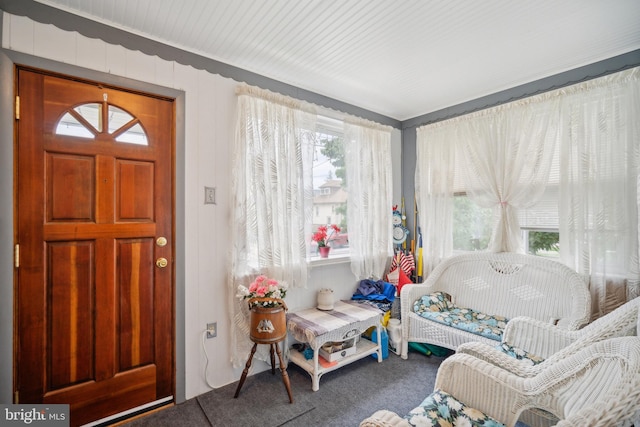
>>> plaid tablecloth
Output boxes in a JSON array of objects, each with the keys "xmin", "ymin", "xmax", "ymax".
[{"xmin": 287, "ymin": 300, "xmax": 382, "ymax": 348}]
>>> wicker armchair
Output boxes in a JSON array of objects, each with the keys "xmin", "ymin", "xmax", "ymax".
[
  {"xmin": 360, "ymin": 337, "xmax": 640, "ymax": 427},
  {"xmin": 454, "ymin": 297, "xmax": 639, "ymax": 426},
  {"xmin": 456, "ymin": 296, "xmax": 640, "ymax": 378},
  {"xmin": 437, "ymin": 337, "xmax": 640, "ymax": 427}
]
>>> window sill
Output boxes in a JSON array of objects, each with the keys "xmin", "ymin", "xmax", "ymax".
[{"xmin": 309, "ymin": 255, "xmax": 350, "ymax": 267}]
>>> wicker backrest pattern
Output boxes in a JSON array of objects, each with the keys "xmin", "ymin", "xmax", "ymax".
[
  {"xmin": 530, "ymin": 338, "xmax": 640, "ymax": 420},
  {"xmin": 554, "ymin": 370, "xmax": 640, "ymax": 427},
  {"xmin": 421, "ymin": 252, "xmax": 591, "ymax": 330}
]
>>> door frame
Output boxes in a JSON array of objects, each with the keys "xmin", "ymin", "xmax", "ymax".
[{"xmin": 0, "ymin": 48, "xmax": 187, "ymax": 405}]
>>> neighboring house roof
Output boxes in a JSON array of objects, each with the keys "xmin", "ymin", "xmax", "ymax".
[
  {"xmin": 320, "ymin": 179, "xmax": 342, "ymax": 189},
  {"xmin": 314, "ymin": 181, "xmax": 347, "ymax": 204}
]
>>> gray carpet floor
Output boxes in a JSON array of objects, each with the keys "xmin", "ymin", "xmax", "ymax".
[
  {"xmin": 124, "ymin": 349, "xmax": 533, "ymax": 427},
  {"xmin": 124, "ymin": 350, "xmax": 449, "ymax": 427}
]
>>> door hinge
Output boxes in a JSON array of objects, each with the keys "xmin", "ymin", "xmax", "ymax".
[
  {"xmin": 14, "ymin": 244, "xmax": 19, "ymax": 268},
  {"xmin": 14, "ymin": 390, "xmax": 19, "ymax": 403},
  {"xmin": 15, "ymin": 95, "xmax": 20, "ymax": 120}
]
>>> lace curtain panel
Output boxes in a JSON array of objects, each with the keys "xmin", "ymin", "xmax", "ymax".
[
  {"xmin": 229, "ymin": 84, "xmax": 316, "ymax": 367},
  {"xmin": 415, "ymin": 67, "xmax": 640, "ymax": 315},
  {"xmin": 557, "ymin": 68, "xmax": 640, "ymax": 316},
  {"xmin": 228, "ymin": 85, "xmax": 395, "ymax": 366},
  {"xmin": 415, "ymin": 123, "xmax": 456, "ymax": 274},
  {"xmin": 415, "ymin": 94, "xmax": 560, "ymax": 270},
  {"xmin": 344, "ymin": 118, "xmax": 394, "ymax": 280},
  {"xmin": 457, "ymin": 96, "xmax": 560, "ymax": 253}
]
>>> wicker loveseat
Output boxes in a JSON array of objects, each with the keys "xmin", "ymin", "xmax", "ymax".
[{"xmin": 400, "ymin": 252, "xmax": 591, "ymax": 359}]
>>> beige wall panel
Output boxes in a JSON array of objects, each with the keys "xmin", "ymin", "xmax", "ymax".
[{"xmin": 76, "ymin": 35, "xmax": 107, "ymax": 72}]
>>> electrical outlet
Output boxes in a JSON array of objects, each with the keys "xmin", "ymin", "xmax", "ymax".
[
  {"xmin": 206, "ymin": 322, "xmax": 217, "ymax": 338},
  {"xmin": 204, "ymin": 186, "xmax": 216, "ymax": 205}
]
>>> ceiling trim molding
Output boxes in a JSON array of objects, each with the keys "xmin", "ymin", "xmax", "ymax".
[{"xmin": 0, "ymin": 0, "xmax": 402, "ymax": 129}]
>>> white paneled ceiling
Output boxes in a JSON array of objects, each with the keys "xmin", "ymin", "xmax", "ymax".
[{"xmin": 34, "ymin": 0, "xmax": 640, "ymax": 120}]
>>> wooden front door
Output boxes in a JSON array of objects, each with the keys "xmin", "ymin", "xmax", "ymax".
[{"xmin": 14, "ymin": 68, "xmax": 175, "ymax": 426}]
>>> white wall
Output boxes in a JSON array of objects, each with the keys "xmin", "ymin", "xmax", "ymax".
[{"xmin": 1, "ymin": 12, "xmax": 402, "ymax": 401}]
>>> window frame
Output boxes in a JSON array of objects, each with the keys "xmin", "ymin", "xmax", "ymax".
[{"xmin": 309, "ymin": 115, "xmax": 350, "ymax": 262}]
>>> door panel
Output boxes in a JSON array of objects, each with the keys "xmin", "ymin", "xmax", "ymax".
[
  {"xmin": 117, "ymin": 238, "xmax": 155, "ymax": 370},
  {"xmin": 15, "ymin": 67, "xmax": 175, "ymax": 426},
  {"xmin": 44, "ymin": 366, "xmax": 157, "ymax": 427},
  {"xmin": 47, "ymin": 153, "xmax": 95, "ymax": 221},
  {"xmin": 48, "ymin": 241, "xmax": 95, "ymax": 390},
  {"xmin": 117, "ymin": 160, "xmax": 155, "ymax": 220}
]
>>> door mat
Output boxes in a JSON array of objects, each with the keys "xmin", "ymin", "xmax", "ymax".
[{"xmin": 197, "ymin": 372, "xmax": 315, "ymax": 427}]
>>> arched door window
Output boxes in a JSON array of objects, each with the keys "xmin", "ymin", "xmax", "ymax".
[{"xmin": 55, "ymin": 102, "xmax": 148, "ymax": 145}]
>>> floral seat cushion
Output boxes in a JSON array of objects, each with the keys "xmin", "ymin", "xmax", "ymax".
[
  {"xmin": 496, "ymin": 342, "xmax": 545, "ymax": 365},
  {"xmin": 404, "ymin": 389, "xmax": 506, "ymax": 427},
  {"xmin": 413, "ymin": 292, "xmax": 508, "ymax": 341}
]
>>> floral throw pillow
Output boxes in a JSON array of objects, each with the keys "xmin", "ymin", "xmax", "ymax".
[
  {"xmin": 413, "ymin": 292, "xmax": 453, "ymax": 313},
  {"xmin": 496, "ymin": 342, "xmax": 545, "ymax": 365},
  {"xmin": 405, "ymin": 389, "xmax": 506, "ymax": 427}
]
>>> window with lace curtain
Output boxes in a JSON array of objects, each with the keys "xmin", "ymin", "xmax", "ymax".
[
  {"xmin": 311, "ymin": 116, "xmax": 349, "ymax": 259},
  {"xmin": 453, "ymin": 145, "xmax": 560, "ymax": 258},
  {"xmin": 231, "ymin": 84, "xmax": 394, "ymax": 366},
  {"xmin": 417, "ymin": 67, "xmax": 639, "ymax": 316}
]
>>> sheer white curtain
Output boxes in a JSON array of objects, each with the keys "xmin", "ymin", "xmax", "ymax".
[
  {"xmin": 415, "ymin": 67, "xmax": 640, "ymax": 315},
  {"xmin": 229, "ymin": 84, "xmax": 316, "ymax": 367},
  {"xmin": 558, "ymin": 68, "xmax": 640, "ymax": 317},
  {"xmin": 415, "ymin": 123, "xmax": 457, "ymax": 276},
  {"xmin": 415, "ymin": 94, "xmax": 559, "ymax": 271},
  {"xmin": 344, "ymin": 117, "xmax": 394, "ymax": 280},
  {"xmin": 457, "ymin": 96, "xmax": 560, "ymax": 252}
]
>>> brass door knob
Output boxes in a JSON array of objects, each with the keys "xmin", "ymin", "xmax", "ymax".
[{"xmin": 156, "ymin": 257, "xmax": 168, "ymax": 268}]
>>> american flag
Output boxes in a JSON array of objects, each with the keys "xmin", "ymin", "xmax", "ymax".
[{"xmin": 390, "ymin": 251, "xmax": 415, "ymax": 276}]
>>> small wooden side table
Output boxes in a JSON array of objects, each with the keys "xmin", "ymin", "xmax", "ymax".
[{"xmin": 234, "ymin": 302, "xmax": 293, "ymax": 403}]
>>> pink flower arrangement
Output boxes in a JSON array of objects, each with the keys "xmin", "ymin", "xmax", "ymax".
[
  {"xmin": 312, "ymin": 224, "xmax": 341, "ymax": 247},
  {"xmin": 236, "ymin": 275, "xmax": 288, "ymax": 308}
]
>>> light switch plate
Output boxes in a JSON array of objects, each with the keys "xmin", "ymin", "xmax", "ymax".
[{"xmin": 204, "ymin": 186, "xmax": 216, "ymax": 204}]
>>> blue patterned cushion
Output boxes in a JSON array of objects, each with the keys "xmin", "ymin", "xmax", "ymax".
[
  {"xmin": 413, "ymin": 294, "xmax": 508, "ymax": 341},
  {"xmin": 405, "ymin": 389, "xmax": 506, "ymax": 427},
  {"xmin": 413, "ymin": 292, "xmax": 453, "ymax": 312},
  {"xmin": 497, "ymin": 342, "xmax": 545, "ymax": 365}
]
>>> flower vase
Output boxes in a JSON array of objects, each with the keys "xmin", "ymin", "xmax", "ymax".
[
  {"xmin": 318, "ymin": 246, "xmax": 331, "ymax": 258},
  {"xmin": 247, "ymin": 297, "xmax": 288, "ymax": 343}
]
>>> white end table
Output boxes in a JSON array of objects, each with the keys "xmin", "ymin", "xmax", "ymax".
[{"xmin": 287, "ymin": 300, "xmax": 383, "ymax": 391}]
